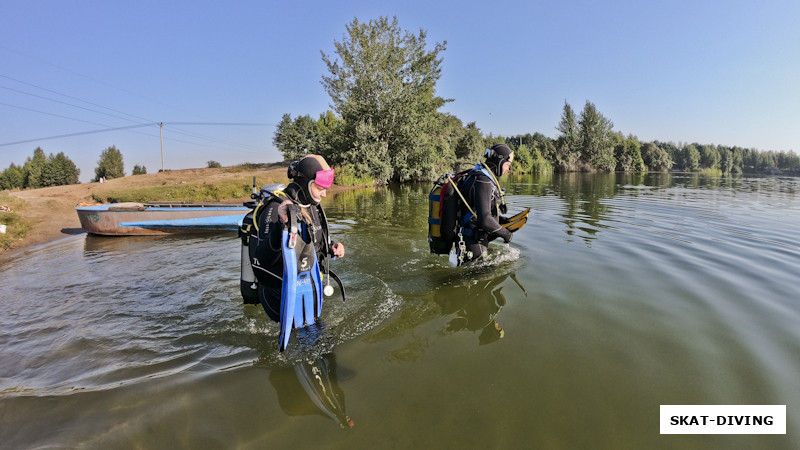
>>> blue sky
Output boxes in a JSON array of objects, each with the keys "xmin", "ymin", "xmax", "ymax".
[{"xmin": 2, "ymin": 0, "xmax": 798, "ymax": 182}]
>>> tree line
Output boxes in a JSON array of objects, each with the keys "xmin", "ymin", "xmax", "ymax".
[
  {"xmin": 274, "ymin": 16, "xmax": 799, "ymax": 182},
  {"xmin": 0, "ymin": 145, "xmax": 145, "ymax": 190}
]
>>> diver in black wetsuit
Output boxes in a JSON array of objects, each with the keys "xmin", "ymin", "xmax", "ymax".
[
  {"xmin": 457, "ymin": 143, "xmax": 515, "ymax": 263},
  {"xmin": 247, "ymin": 155, "xmax": 345, "ymax": 321}
]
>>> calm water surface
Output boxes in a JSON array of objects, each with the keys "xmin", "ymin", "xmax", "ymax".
[{"xmin": 1, "ymin": 173, "xmax": 798, "ymax": 449}]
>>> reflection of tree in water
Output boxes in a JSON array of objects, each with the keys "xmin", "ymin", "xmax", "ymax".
[
  {"xmin": 269, "ymin": 352, "xmax": 355, "ymax": 429},
  {"xmin": 326, "ymin": 184, "xmax": 428, "ymax": 227}
]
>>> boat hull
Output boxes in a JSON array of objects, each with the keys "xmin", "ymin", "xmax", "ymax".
[{"xmin": 76, "ymin": 202, "xmax": 250, "ymax": 236}]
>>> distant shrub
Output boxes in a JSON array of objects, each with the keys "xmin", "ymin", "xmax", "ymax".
[
  {"xmin": 334, "ymin": 164, "xmax": 374, "ymax": 186},
  {"xmin": 207, "ymin": 160, "xmax": 222, "ymax": 168}
]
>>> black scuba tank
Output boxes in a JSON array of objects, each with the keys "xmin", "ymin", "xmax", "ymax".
[{"xmin": 239, "ymin": 181, "xmax": 285, "ymax": 304}]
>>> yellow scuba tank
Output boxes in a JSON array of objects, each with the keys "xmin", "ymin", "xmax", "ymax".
[
  {"xmin": 428, "ymin": 179, "xmax": 447, "ymax": 253},
  {"xmin": 428, "ymin": 171, "xmax": 475, "ymax": 255}
]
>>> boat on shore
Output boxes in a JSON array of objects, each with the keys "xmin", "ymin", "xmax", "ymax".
[{"xmin": 76, "ymin": 202, "xmax": 251, "ymax": 236}]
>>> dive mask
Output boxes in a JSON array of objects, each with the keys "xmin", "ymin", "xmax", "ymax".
[{"xmin": 313, "ymin": 168, "xmax": 335, "ymax": 189}]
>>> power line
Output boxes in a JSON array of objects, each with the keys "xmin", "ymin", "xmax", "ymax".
[
  {"xmin": 0, "ymin": 84, "xmax": 154, "ymax": 125},
  {"xmin": 0, "ymin": 121, "xmax": 158, "ymax": 147},
  {"xmin": 0, "ymin": 44, "xmax": 204, "ymax": 120},
  {"xmin": 0, "ymin": 73, "xmax": 155, "ymax": 124}
]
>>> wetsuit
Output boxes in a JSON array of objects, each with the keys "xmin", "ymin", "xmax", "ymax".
[
  {"xmin": 458, "ymin": 166, "xmax": 512, "ymax": 263},
  {"xmin": 248, "ymin": 182, "xmax": 334, "ymax": 321}
]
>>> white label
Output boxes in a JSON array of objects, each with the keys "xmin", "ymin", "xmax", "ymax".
[{"xmin": 660, "ymin": 405, "xmax": 786, "ymax": 434}]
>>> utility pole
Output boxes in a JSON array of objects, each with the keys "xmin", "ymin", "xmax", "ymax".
[{"xmin": 159, "ymin": 122, "xmax": 165, "ymax": 172}]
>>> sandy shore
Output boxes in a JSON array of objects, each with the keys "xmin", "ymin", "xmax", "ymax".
[{"xmin": 1, "ymin": 164, "xmax": 356, "ymax": 259}]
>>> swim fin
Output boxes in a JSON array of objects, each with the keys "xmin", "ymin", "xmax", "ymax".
[
  {"xmin": 279, "ymin": 227, "xmax": 298, "ymax": 352},
  {"xmin": 501, "ymin": 207, "xmax": 530, "ymax": 233},
  {"xmin": 279, "ymin": 206, "xmax": 324, "ymax": 352},
  {"xmin": 293, "ymin": 222, "xmax": 323, "ymax": 328},
  {"xmin": 503, "ymin": 215, "xmax": 528, "ymax": 233},
  {"xmin": 501, "ymin": 207, "xmax": 530, "ymax": 224}
]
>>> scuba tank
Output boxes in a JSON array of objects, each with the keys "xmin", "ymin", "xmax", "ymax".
[
  {"xmin": 428, "ymin": 170, "xmax": 474, "ymax": 256},
  {"xmin": 238, "ymin": 177, "xmax": 285, "ymax": 304}
]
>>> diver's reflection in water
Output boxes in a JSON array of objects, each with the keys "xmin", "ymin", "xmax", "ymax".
[
  {"xmin": 269, "ymin": 352, "xmax": 355, "ymax": 429},
  {"xmin": 438, "ymin": 272, "xmax": 527, "ymax": 346}
]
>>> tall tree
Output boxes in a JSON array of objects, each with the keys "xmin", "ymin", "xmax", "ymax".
[
  {"xmin": 95, "ymin": 146, "xmax": 125, "ymax": 180},
  {"xmin": 41, "ymin": 152, "xmax": 80, "ymax": 186},
  {"xmin": 578, "ymin": 101, "xmax": 615, "ymax": 171},
  {"xmin": 273, "ymin": 114, "xmax": 320, "ymax": 162},
  {"xmin": 22, "ymin": 147, "xmax": 47, "ymax": 189},
  {"xmin": 321, "ymin": 16, "xmax": 449, "ymax": 182},
  {"xmin": 555, "ymin": 101, "xmax": 581, "ymax": 171},
  {"xmin": 455, "ymin": 122, "xmax": 484, "ymax": 163},
  {"xmin": 718, "ymin": 146, "xmax": 734, "ymax": 174},
  {"xmin": 641, "ymin": 142, "xmax": 673, "ymax": 172},
  {"xmin": 615, "ymin": 135, "xmax": 646, "ymax": 172},
  {"xmin": 681, "ymin": 144, "xmax": 701, "ymax": 171},
  {"xmin": 0, "ymin": 163, "xmax": 25, "ymax": 190},
  {"xmin": 699, "ymin": 145, "xmax": 721, "ymax": 170}
]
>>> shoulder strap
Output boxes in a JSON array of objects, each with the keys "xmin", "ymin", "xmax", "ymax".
[
  {"xmin": 253, "ymin": 191, "xmax": 288, "ymax": 233},
  {"xmin": 447, "ymin": 174, "xmax": 476, "ymax": 217},
  {"xmin": 479, "ymin": 162, "xmax": 506, "ymax": 205}
]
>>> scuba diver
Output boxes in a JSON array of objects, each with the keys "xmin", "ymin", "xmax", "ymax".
[
  {"xmin": 240, "ymin": 154, "xmax": 345, "ymax": 351},
  {"xmin": 452, "ymin": 143, "xmax": 516, "ymax": 264},
  {"xmin": 428, "ymin": 142, "xmax": 527, "ymax": 266}
]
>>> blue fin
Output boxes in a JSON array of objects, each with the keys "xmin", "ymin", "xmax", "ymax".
[
  {"xmin": 293, "ymin": 222, "xmax": 323, "ymax": 326},
  {"xmin": 279, "ymin": 228, "xmax": 297, "ymax": 351},
  {"xmin": 280, "ymin": 220, "xmax": 324, "ymax": 351}
]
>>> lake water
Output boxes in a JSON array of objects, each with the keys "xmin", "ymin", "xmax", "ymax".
[{"xmin": 1, "ymin": 173, "xmax": 798, "ymax": 449}]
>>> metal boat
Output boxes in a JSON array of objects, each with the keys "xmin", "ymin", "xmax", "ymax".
[{"xmin": 76, "ymin": 202, "xmax": 250, "ymax": 236}]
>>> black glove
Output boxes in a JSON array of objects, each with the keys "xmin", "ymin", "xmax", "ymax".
[
  {"xmin": 499, "ymin": 203, "xmax": 507, "ymax": 214},
  {"xmin": 500, "ymin": 227, "xmax": 512, "ymax": 243}
]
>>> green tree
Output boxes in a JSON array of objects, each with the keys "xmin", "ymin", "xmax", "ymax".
[
  {"xmin": 321, "ymin": 16, "xmax": 449, "ymax": 182},
  {"xmin": 22, "ymin": 147, "xmax": 47, "ymax": 189},
  {"xmin": 514, "ymin": 143, "xmax": 533, "ymax": 172},
  {"xmin": 641, "ymin": 142, "xmax": 673, "ymax": 172},
  {"xmin": 455, "ymin": 122, "xmax": 484, "ymax": 163},
  {"xmin": 532, "ymin": 132, "xmax": 557, "ymax": 164},
  {"xmin": 427, "ymin": 113, "xmax": 462, "ymax": 174},
  {"xmin": 41, "ymin": 152, "xmax": 80, "ymax": 186},
  {"xmin": 0, "ymin": 163, "xmax": 25, "ymax": 190},
  {"xmin": 777, "ymin": 150, "xmax": 800, "ymax": 174},
  {"xmin": 681, "ymin": 144, "xmax": 701, "ymax": 171},
  {"xmin": 95, "ymin": 146, "xmax": 125, "ymax": 181},
  {"xmin": 614, "ymin": 135, "xmax": 646, "ymax": 172},
  {"xmin": 273, "ymin": 114, "xmax": 320, "ymax": 161},
  {"xmin": 314, "ymin": 110, "xmax": 343, "ymax": 162},
  {"xmin": 578, "ymin": 101, "xmax": 615, "ymax": 171},
  {"xmin": 699, "ymin": 145, "xmax": 720, "ymax": 170},
  {"xmin": 757, "ymin": 151, "xmax": 777, "ymax": 172},
  {"xmin": 132, "ymin": 164, "xmax": 147, "ymax": 175},
  {"xmin": 206, "ymin": 160, "xmax": 222, "ymax": 168},
  {"xmin": 731, "ymin": 146, "xmax": 745, "ymax": 173},
  {"xmin": 718, "ymin": 146, "xmax": 734, "ymax": 174},
  {"xmin": 555, "ymin": 101, "xmax": 581, "ymax": 171}
]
